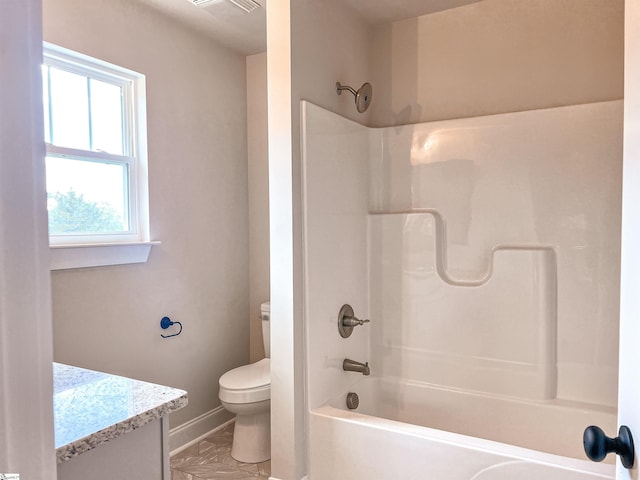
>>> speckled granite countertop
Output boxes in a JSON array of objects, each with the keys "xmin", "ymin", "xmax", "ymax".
[{"xmin": 54, "ymin": 362, "xmax": 188, "ymax": 464}]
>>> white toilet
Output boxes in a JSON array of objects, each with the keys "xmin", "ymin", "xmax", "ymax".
[{"xmin": 218, "ymin": 301, "xmax": 270, "ymax": 463}]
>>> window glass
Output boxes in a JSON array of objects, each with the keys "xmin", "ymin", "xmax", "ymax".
[
  {"xmin": 42, "ymin": 65, "xmax": 51, "ymax": 144},
  {"xmin": 89, "ymin": 78, "xmax": 124, "ymax": 155},
  {"xmin": 48, "ymin": 66, "xmax": 90, "ymax": 151},
  {"xmin": 45, "ymin": 156, "xmax": 129, "ymax": 234}
]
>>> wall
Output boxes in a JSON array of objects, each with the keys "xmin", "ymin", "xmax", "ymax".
[
  {"xmin": 0, "ymin": 1, "xmax": 56, "ymax": 477},
  {"xmin": 43, "ymin": 0, "xmax": 249, "ymax": 438},
  {"xmin": 370, "ymin": 0, "xmax": 624, "ymax": 126},
  {"xmin": 267, "ymin": 1, "xmax": 373, "ymax": 477},
  {"xmin": 291, "ymin": 1, "xmax": 373, "ymax": 126},
  {"xmin": 247, "ymin": 52, "xmax": 270, "ymax": 363}
]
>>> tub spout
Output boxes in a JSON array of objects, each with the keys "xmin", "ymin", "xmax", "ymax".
[{"xmin": 343, "ymin": 358, "xmax": 370, "ymax": 376}]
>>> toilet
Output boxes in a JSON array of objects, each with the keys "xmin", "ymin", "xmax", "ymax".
[{"xmin": 218, "ymin": 301, "xmax": 270, "ymax": 463}]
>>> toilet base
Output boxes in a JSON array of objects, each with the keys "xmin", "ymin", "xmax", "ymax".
[{"xmin": 231, "ymin": 410, "xmax": 271, "ymax": 463}]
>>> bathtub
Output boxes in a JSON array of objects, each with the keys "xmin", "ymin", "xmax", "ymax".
[{"xmin": 308, "ymin": 377, "xmax": 616, "ymax": 480}]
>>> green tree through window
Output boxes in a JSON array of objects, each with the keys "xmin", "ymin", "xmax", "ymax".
[{"xmin": 47, "ymin": 190, "xmax": 124, "ymax": 234}]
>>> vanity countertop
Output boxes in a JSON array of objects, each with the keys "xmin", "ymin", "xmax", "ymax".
[{"xmin": 54, "ymin": 362, "xmax": 188, "ymax": 463}]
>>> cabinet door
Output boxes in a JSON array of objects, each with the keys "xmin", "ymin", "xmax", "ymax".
[{"xmin": 57, "ymin": 419, "xmax": 167, "ymax": 480}]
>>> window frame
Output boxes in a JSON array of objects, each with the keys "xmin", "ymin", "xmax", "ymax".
[{"xmin": 42, "ymin": 42, "xmax": 155, "ymax": 269}]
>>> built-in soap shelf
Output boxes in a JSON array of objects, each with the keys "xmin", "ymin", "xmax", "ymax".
[{"xmin": 368, "ymin": 209, "xmax": 557, "ymax": 287}]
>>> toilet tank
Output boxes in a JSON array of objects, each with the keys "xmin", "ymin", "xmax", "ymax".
[{"xmin": 261, "ymin": 301, "xmax": 270, "ymax": 358}]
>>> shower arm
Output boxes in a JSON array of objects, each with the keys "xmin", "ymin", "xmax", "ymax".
[{"xmin": 336, "ymin": 82, "xmax": 358, "ymax": 96}]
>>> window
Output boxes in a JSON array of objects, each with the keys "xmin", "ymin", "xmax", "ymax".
[{"xmin": 42, "ymin": 43, "xmax": 155, "ymax": 269}]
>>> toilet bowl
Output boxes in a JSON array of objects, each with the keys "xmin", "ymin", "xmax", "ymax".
[{"xmin": 218, "ymin": 301, "xmax": 270, "ymax": 463}]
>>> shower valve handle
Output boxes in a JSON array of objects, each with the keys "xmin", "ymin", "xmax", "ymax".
[
  {"xmin": 342, "ymin": 315, "xmax": 370, "ymax": 327},
  {"xmin": 338, "ymin": 304, "xmax": 370, "ymax": 338},
  {"xmin": 583, "ymin": 425, "xmax": 635, "ymax": 468}
]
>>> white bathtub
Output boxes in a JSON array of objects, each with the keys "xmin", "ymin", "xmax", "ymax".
[{"xmin": 308, "ymin": 377, "xmax": 616, "ymax": 480}]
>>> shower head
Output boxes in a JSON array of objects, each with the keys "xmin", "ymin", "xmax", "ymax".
[{"xmin": 336, "ymin": 81, "xmax": 373, "ymax": 113}]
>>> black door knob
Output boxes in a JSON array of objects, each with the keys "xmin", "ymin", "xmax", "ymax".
[{"xmin": 583, "ymin": 425, "xmax": 635, "ymax": 469}]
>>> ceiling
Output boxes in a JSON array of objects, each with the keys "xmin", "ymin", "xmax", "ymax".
[
  {"xmin": 342, "ymin": 0, "xmax": 483, "ymax": 25},
  {"xmin": 138, "ymin": 0, "xmax": 483, "ymax": 56},
  {"xmin": 137, "ymin": 0, "xmax": 268, "ymax": 55}
]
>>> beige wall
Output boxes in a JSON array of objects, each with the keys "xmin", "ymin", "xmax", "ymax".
[
  {"xmin": 292, "ymin": 1, "xmax": 373, "ymax": 125},
  {"xmin": 247, "ymin": 52, "xmax": 270, "ymax": 363},
  {"xmin": 370, "ymin": 0, "xmax": 624, "ymax": 126},
  {"xmin": 43, "ymin": 0, "xmax": 249, "ymax": 431},
  {"xmin": 0, "ymin": 1, "xmax": 56, "ymax": 477},
  {"xmin": 267, "ymin": 0, "xmax": 373, "ymax": 478}
]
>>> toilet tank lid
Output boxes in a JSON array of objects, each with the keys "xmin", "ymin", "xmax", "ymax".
[{"xmin": 260, "ymin": 301, "xmax": 270, "ymax": 314}]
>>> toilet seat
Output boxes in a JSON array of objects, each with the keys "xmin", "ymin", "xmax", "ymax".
[{"xmin": 219, "ymin": 358, "xmax": 270, "ymax": 404}]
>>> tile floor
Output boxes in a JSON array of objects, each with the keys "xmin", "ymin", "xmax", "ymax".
[{"xmin": 170, "ymin": 423, "xmax": 270, "ymax": 480}]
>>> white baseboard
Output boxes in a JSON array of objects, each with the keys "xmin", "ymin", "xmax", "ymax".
[{"xmin": 169, "ymin": 405, "xmax": 234, "ymax": 455}]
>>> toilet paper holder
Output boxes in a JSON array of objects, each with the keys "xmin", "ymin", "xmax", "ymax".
[{"xmin": 160, "ymin": 316, "xmax": 182, "ymax": 338}]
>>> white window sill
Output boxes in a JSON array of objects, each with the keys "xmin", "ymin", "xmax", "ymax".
[{"xmin": 50, "ymin": 241, "xmax": 160, "ymax": 271}]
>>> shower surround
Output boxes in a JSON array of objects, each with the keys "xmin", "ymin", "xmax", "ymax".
[{"xmin": 302, "ymin": 100, "xmax": 622, "ymax": 478}]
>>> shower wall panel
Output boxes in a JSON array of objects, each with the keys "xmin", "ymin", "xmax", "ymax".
[
  {"xmin": 370, "ymin": 101, "xmax": 623, "ymax": 407},
  {"xmin": 301, "ymin": 102, "xmax": 371, "ymax": 410},
  {"xmin": 303, "ymin": 100, "xmax": 622, "ymax": 413}
]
